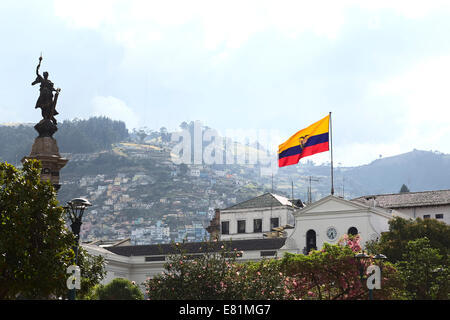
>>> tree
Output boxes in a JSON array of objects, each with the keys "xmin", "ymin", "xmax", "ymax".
[
  {"xmin": 366, "ymin": 217, "xmax": 450, "ymax": 263},
  {"xmin": 399, "ymin": 184, "xmax": 410, "ymax": 193},
  {"xmin": 179, "ymin": 121, "xmax": 189, "ymax": 130},
  {"xmin": 397, "ymin": 238, "xmax": 449, "ymax": 300},
  {"xmin": 76, "ymin": 247, "xmax": 107, "ymax": 300},
  {"xmin": 135, "ymin": 128, "xmax": 149, "ymax": 144},
  {"xmin": 0, "ymin": 160, "xmax": 105, "ymax": 299},
  {"xmin": 145, "ymin": 239, "xmax": 404, "ymax": 300},
  {"xmin": 279, "ymin": 242, "xmax": 403, "ymax": 300},
  {"xmin": 94, "ymin": 278, "xmax": 144, "ymax": 300},
  {"xmin": 145, "ymin": 241, "xmax": 290, "ymax": 300},
  {"xmin": 159, "ymin": 127, "xmax": 170, "ymax": 143},
  {"xmin": 0, "ymin": 160, "xmax": 75, "ymax": 299}
]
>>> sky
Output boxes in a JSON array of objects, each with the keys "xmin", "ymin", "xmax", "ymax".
[{"xmin": 1, "ymin": 0, "xmax": 450, "ymax": 166}]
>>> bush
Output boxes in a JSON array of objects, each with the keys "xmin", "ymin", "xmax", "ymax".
[
  {"xmin": 396, "ymin": 237, "xmax": 449, "ymax": 300},
  {"xmin": 145, "ymin": 241, "xmax": 291, "ymax": 300},
  {"xmin": 279, "ymin": 243, "xmax": 404, "ymax": 300},
  {"xmin": 94, "ymin": 278, "xmax": 144, "ymax": 300}
]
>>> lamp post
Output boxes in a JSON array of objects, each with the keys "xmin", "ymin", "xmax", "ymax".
[{"xmin": 64, "ymin": 198, "xmax": 92, "ymax": 300}]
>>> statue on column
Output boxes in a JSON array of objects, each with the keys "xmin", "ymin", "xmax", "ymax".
[
  {"xmin": 31, "ymin": 55, "xmax": 61, "ymax": 137},
  {"xmin": 23, "ymin": 54, "xmax": 68, "ymax": 191}
]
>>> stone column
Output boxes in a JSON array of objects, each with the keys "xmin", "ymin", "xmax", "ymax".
[{"xmin": 21, "ymin": 119, "xmax": 68, "ymax": 191}]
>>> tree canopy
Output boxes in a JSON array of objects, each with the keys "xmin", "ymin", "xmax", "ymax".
[
  {"xmin": 0, "ymin": 160, "xmax": 105, "ymax": 299},
  {"xmin": 366, "ymin": 216, "xmax": 450, "ymax": 263},
  {"xmin": 0, "ymin": 117, "xmax": 129, "ymax": 163},
  {"xmin": 94, "ymin": 278, "xmax": 144, "ymax": 300},
  {"xmin": 399, "ymin": 184, "xmax": 410, "ymax": 193}
]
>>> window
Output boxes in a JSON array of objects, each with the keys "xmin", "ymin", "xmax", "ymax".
[
  {"xmin": 423, "ymin": 215, "xmax": 431, "ymax": 219},
  {"xmin": 348, "ymin": 227, "xmax": 358, "ymax": 236},
  {"xmin": 221, "ymin": 221, "xmax": 229, "ymax": 235},
  {"xmin": 436, "ymin": 214, "xmax": 444, "ymax": 219},
  {"xmin": 260, "ymin": 250, "xmax": 277, "ymax": 257},
  {"xmin": 253, "ymin": 219, "xmax": 262, "ymax": 233},
  {"xmin": 145, "ymin": 256, "xmax": 166, "ymax": 262},
  {"xmin": 270, "ymin": 217, "xmax": 279, "ymax": 230},
  {"xmin": 237, "ymin": 220, "xmax": 246, "ymax": 233}
]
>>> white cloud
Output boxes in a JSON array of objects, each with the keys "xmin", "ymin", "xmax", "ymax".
[
  {"xmin": 91, "ymin": 95, "xmax": 140, "ymax": 130},
  {"xmin": 53, "ymin": 0, "xmax": 450, "ymax": 49},
  {"xmin": 365, "ymin": 55, "xmax": 450, "ymax": 162}
]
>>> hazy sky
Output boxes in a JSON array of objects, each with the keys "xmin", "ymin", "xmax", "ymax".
[{"xmin": 1, "ymin": 1, "xmax": 450, "ymax": 166}]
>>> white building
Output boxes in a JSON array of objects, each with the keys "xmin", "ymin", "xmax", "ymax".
[
  {"xmin": 83, "ymin": 237, "xmax": 288, "ymax": 293},
  {"xmin": 352, "ymin": 189, "xmax": 450, "ymax": 225},
  {"xmin": 84, "ymin": 191, "xmax": 438, "ymax": 292},
  {"xmin": 282, "ymin": 195, "xmax": 409, "ymax": 254},
  {"xmin": 209, "ymin": 193, "xmax": 302, "ymax": 241}
]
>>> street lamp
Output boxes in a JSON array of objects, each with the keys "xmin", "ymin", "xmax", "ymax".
[{"xmin": 64, "ymin": 197, "xmax": 92, "ymax": 300}]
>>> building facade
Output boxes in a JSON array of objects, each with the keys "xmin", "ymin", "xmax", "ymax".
[
  {"xmin": 281, "ymin": 195, "xmax": 410, "ymax": 254},
  {"xmin": 207, "ymin": 193, "xmax": 301, "ymax": 241},
  {"xmin": 84, "ymin": 192, "xmax": 412, "ymax": 292},
  {"xmin": 352, "ymin": 189, "xmax": 450, "ymax": 225}
]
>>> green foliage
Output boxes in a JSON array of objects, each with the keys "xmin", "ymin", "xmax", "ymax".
[
  {"xmin": 94, "ymin": 278, "xmax": 144, "ymax": 300},
  {"xmin": 76, "ymin": 247, "xmax": 107, "ymax": 300},
  {"xmin": 399, "ymin": 184, "xmax": 410, "ymax": 193},
  {"xmin": 145, "ymin": 240, "xmax": 405, "ymax": 300},
  {"xmin": 0, "ymin": 160, "xmax": 106, "ymax": 299},
  {"xmin": 0, "ymin": 160, "xmax": 75, "ymax": 299},
  {"xmin": 55, "ymin": 117, "xmax": 129, "ymax": 153},
  {"xmin": 279, "ymin": 243, "xmax": 404, "ymax": 300},
  {"xmin": 366, "ymin": 217, "xmax": 450, "ymax": 263},
  {"xmin": 145, "ymin": 241, "xmax": 290, "ymax": 300},
  {"xmin": 0, "ymin": 117, "xmax": 128, "ymax": 163},
  {"xmin": 396, "ymin": 237, "xmax": 449, "ymax": 300}
]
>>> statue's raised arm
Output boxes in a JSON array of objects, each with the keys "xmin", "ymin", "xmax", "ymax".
[{"xmin": 32, "ymin": 55, "xmax": 43, "ymax": 86}]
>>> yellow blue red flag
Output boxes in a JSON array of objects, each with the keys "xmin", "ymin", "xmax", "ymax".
[{"xmin": 278, "ymin": 115, "xmax": 330, "ymax": 167}]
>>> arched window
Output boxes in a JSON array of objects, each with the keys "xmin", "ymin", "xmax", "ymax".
[
  {"xmin": 348, "ymin": 227, "xmax": 358, "ymax": 236},
  {"xmin": 305, "ymin": 229, "xmax": 317, "ymax": 254}
]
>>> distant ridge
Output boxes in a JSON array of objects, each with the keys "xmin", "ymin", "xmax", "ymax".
[{"xmin": 0, "ymin": 122, "xmax": 34, "ymax": 127}]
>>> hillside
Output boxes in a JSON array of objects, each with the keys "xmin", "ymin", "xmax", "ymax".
[{"xmin": 2, "ymin": 118, "xmax": 450, "ymax": 244}]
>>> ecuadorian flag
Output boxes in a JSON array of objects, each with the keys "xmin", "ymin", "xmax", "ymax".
[{"xmin": 278, "ymin": 115, "xmax": 330, "ymax": 168}]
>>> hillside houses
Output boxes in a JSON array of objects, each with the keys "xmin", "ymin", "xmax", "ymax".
[{"xmin": 59, "ymin": 141, "xmax": 270, "ymax": 245}]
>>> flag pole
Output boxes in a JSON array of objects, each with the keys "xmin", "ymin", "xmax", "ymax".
[{"xmin": 329, "ymin": 112, "xmax": 334, "ymax": 195}]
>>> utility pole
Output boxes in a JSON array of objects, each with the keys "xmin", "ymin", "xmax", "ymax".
[
  {"xmin": 307, "ymin": 176, "xmax": 320, "ymax": 204},
  {"xmin": 291, "ymin": 180, "xmax": 294, "ymax": 201}
]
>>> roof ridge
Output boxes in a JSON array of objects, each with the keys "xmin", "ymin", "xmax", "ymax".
[{"xmin": 353, "ymin": 189, "xmax": 450, "ymax": 199}]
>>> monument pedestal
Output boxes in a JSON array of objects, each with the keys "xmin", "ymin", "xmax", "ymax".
[{"xmin": 21, "ymin": 120, "xmax": 68, "ymax": 191}]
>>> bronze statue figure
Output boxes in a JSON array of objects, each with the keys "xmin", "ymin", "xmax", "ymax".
[{"xmin": 32, "ymin": 55, "xmax": 60, "ymax": 125}]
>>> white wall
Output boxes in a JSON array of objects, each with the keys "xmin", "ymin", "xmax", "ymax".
[
  {"xmin": 394, "ymin": 204, "xmax": 450, "ymax": 225},
  {"xmin": 220, "ymin": 206, "xmax": 295, "ymax": 240},
  {"xmin": 286, "ymin": 196, "xmax": 393, "ymax": 253}
]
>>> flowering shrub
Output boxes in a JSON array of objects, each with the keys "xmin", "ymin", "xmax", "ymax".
[
  {"xmin": 145, "ymin": 241, "xmax": 292, "ymax": 300},
  {"xmin": 338, "ymin": 233, "xmax": 362, "ymax": 253},
  {"xmin": 145, "ymin": 239, "xmax": 404, "ymax": 300},
  {"xmin": 279, "ymin": 243, "xmax": 403, "ymax": 300}
]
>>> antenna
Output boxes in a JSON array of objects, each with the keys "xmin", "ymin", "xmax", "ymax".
[
  {"xmin": 271, "ymin": 172, "xmax": 274, "ymax": 193},
  {"xmin": 307, "ymin": 176, "xmax": 320, "ymax": 204},
  {"xmin": 342, "ymin": 175, "xmax": 345, "ymax": 199},
  {"xmin": 291, "ymin": 180, "xmax": 294, "ymax": 201}
]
